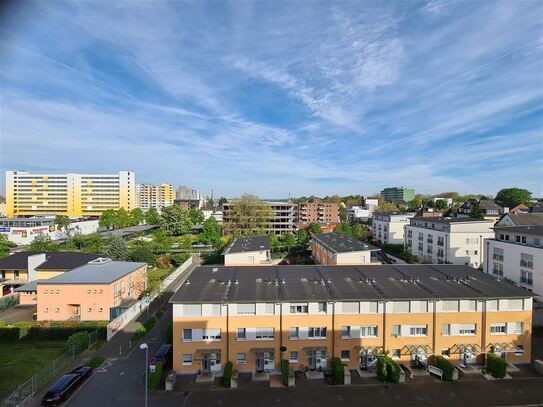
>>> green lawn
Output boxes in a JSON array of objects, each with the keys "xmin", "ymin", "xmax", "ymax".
[{"xmin": 0, "ymin": 341, "xmax": 66, "ymax": 397}]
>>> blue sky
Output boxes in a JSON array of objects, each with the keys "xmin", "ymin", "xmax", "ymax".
[{"xmin": 1, "ymin": 0, "xmax": 542, "ymax": 199}]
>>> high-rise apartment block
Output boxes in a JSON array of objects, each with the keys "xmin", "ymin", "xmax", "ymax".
[
  {"xmin": 5, "ymin": 171, "xmax": 135, "ymax": 217},
  {"xmin": 136, "ymin": 183, "xmax": 175, "ymax": 211},
  {"xmin": 381, "ymin": 187, "xmax": 415, "ymax": 203}
]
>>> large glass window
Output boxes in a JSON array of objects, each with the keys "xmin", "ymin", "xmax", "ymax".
[{"xmin": 182, "ymin": 329, "xmax": 192, "ymax": 341}]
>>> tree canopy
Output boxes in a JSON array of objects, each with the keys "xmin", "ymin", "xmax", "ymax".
[
  {"xmin": 0, "ymin": 234, "xmax": 16, "ymax": 259},
  {"xmin": 159, "ymin": 205, "xmax": 193, "ymax": 235},
  {"xmin": 495, "ymin": 188, "xmax": 532, "ymax": 208},
  {"xmin": 222, "ymin": 194, "xmax": 274, "ymax": 236},
  {"xmin": 144, "ymin": 208, "xmax": 161, "ymax": 225},
  {"xmin": 375, "ymin": 203, "xmax": 400, "ymax": 213},
  {"xmin": 106, "ymin": 236, "xmax": 129, "ymax": 260},
  {"xmin": 27, "ymin": 235, "xmax": 59, "ymax": 252},
  {"xmin": 201, "ymin": 217, "xmax": 222, "ymax": 248}
]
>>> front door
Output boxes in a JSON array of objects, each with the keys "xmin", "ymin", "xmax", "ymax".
[
  {"xmin": 202, "ymin": 355, "xmax": 210, "ymax": 372},
  {"xmin": 307, "ymin": 351, "xmax": 316, "ymax": 370},
  {"xmin": 256, "ymin": 353, "xmax": 264, "ymax": 372}
]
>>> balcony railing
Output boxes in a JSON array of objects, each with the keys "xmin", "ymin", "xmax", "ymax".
[
  {"xmin": 492, "ymin": 254, "xmax": 504, "ymax": 261},
  {"xmin": 437, "ymin": 240, "xmax": 444, "ymax": 247},
  {"xmin": 520, "ymin": 260, "xmax": 533, "ymax": 268},
  {"xmin": 427, "ymin": 239, "xmax": 433, "ymax": 244}
]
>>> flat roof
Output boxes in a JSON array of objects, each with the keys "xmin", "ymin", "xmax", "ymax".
[
  {"xmin": 493, "ymin": 225, "xmax": 543, "ymax": 236},
  {"xmin": 222, "ymin": 235, "xmax": 270, "ymax": 255},
  {"xmin": 311, "ymin": 232, "xmax": 379, "ymax": 253},
  {"xmin": 99, "ymin": 225, "xmax": 158, "ymax": 238},
  {"xmin": 411, "ymin": 217, "xmax": 494, "ymax": 224},
  {"xmin": 39, "ymin": 258, "xmax": 146, "ymax": 285},
  {"xmin": 170, "ymin": 264, "xmax": 532, "ymax": 304}
]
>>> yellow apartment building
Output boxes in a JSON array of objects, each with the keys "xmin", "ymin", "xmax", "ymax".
[
  {"xmin": 170, "ymin": 264, "xmax": 532, "ymax": 378},
  {"xmin": 311, "ymin": 232, "xmax": 382, "ymax": 265},
  {"xmin": 5, "ymin": 170, "xmax": 135, "ymax": 217}
]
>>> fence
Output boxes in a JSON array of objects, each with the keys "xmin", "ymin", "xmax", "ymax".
[
  {"xmin": 0, "ymin": 294, "xmax": 19, "ymax": 312},
  {"xmin": 106, "ymin": 256, "xmax": 194, "ymax": 340},
  {"xmin": 0, "ymin": 329, "xmax": 99, "ymax": 407}
]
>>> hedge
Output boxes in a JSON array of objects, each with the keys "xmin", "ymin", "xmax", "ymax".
[
  {"xmin": 281, "ymin": 359, "xmax": 289, "ymax": 386},
  {"xmin": 434, "ymin": 355, "xmax": 455, "ymax": 381},
  {"xmin": 223, "ymin": 361, "xmax": 233, "ymax": 388},
  {"xmin": 148, "ymin": 361, "xmax": 164, "ymax": 391},
  {"xmin": 0, "ymin": 321, "xmax": 107, "ymax": 342},
  {"xmin": 331, "ymin": 357, "xmax": 344, "ymax": 384},
  {"xmin": 87, "ymin": 356, "xmax": 106, "ymax": 369},
  {"xmin": 377, "ymin": 356, "xmax": 400, "ymax": 383},
  {"xmin": 486, "ymin": 353, "xmax": 507, "ymax": 378},
  {"xmin": 132, "ymin": 317, "xmax": 157, "ymax": 341},
  {"xmin": 65, "ymin": 331, "xmax": 90, "ymax": 353}
]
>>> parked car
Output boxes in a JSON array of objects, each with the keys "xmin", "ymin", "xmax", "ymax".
[{"xmin": 41, "ymin": 366, "xmax": 93, "ymax": 405}]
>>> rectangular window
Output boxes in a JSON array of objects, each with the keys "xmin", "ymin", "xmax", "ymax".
[
  {"xmin": 236, "ymin": 353, "xmax": 246, "ymax": 364},
  {"xmin": 210, "ymin": 303, "xmax": 221, "ymax": 316},
  {"xmin": 183, "ymin": 304, "xmax": 202, "ymax": 317},
  {"xmin": 290, "ymin": 304, "xmax": 308, "ymax": 314},
  {"xmin": 202, "ymin": 329, "xmax": 221, "ymax": 341},
  {"xmin": 488, "ymin": 299, "xmax": 498, "ymax": 311},
  {"xmin": 458, "ymin": 324, "xmax": 476, "ymax": 336},
  {"xmin": 182, "ymin": 329, "xmax": 192, "ymax": 342},
  {"xmin": 237, "ymin": 328, "xmax": 246, "ymax": 340},
  {"xmin": 441, "ymin": 300, "xmax": 459, "ymax": 312},
  {"xmin": 265, "ymin": 303, "xmax": 275, "ymax": 314},
  {"xmin": 237, "ymin": 303, "xmax": 256, "ymax": 315},
  {"xmin": 492, "ymin": 262, "xmax": 503, "ymax": 276},
  {"xmin": 410, "ymin": 325, "xmax": 428, "ymax": 337},
  {"xmin": 392, "ymin": 325, "xmax": 401, "ymax": 337},
  {"xmin": 490, "ymin": 323, "xmax": 507, "ymax": 335},
  {"xmin": 341, "ymin": 302, "xmax": 359, "ymax": 313},
  {"xmin": 442, "ymin": 324, "xmax": 450, "ymax": 336},
  {"xmin": 289, "ymin": 352, "xmax": 298, "ymax": 363},
  {"xmin": 289, "ymin": 327, "xmax": 299, "ymax": 339},
  {"xmin": 392, "ymin": 301, "xmax": 410, "ymax": 313},
  {"xmin": 460, "ymin": 300, "xmax": 477, "ymax": 312},
  {"xmin": 318, "ymin": 302, "xmax": 327, "ymax": 313},
  {"xmin": 183, "ymin": 354, "xmax": 192, "ymax": 366},
  {"xmin": 341, "ymin": 326, "xmax": 351, "ymax": 338},
  {"xmin": 513, "ymin": 322, "xmax": 524, "ymax": 334},
  {"xmin": 255, "ymin": 328, "xmax": 274, "ymax": 340},
  {"xmin": 520, "ymin": 270, "xmax": 533, "ymax": 286},
  {"xmin": 308, "ymin": 327, "xmax": 327, "ymax": 338},
  {"xmin": 520, "ymin": 253, "xmax": 533, "ymax": 269},
  {"xmin": 508, "ymin": 299, "xmax": 524, "ymax": 311},
  {"xmin": 360, "ymin": 326, "xmax": 378, "ymax": 337},
  {"xmin": 341, "ymin": 350, "xmax": 350, "ymax": 362}
]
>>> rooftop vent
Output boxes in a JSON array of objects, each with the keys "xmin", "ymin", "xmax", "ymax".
[
  {"xmin": 234, "ymin": 279, "xmax": 239, "ymax": 285},
  {"xmin": 88, "ymin": 257, "xmax": 111, "ymax": 265},
  {"xmin": 185, "ymin": 280, "xmax": 190, "ymax": 285},
  {"xmin": 212, "ymin": 267, "xmax": 219, "ymax": 273},
  {"xmin": 300, "ymin": 277, "xmax": 308, "ymax": 282},
  {"xmin": 256, "ymin": 278, "xmax": 263, "ymax": 283}
]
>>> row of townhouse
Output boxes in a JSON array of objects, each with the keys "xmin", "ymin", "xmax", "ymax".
[
  {"xmin": 170, "ymin": 264, "xmax": 532, "ymax": 376},
  {"xmin": 311, "ymin": 232, "xmax": 382, "ymax": 265},
  {"xmin": 404, "ymin": 217, "xmax": 495, "ymax": 268}
]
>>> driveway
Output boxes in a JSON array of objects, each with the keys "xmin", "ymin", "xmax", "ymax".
[{"xmin": 0, "ymin": 304, "xmax": 36, "ymax": 324}]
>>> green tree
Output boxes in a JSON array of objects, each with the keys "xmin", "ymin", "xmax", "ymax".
[
  {"xmin": 218, "ymin": 197, "xmax": 228, "ymax": 207},
  {"xmin": 130, "ymin": 208, "xmax": 145, "ymax": 225},
  {"xmin": 222, "ymin": 194, "xmax": 274, "ymax": 236},
  {"xmin": 351, "ymin": 223, "xmax": 369, "ymax": 241},
  {"xmin": 27, "ymin": 235, "xmax": 59, "ymax": 252},
  {"xmin": 176, "ymin": 234, "xmax": 193, "ymax": 249},
  {"xmin": 0, "ymin": 234, "xmax": 16, "ymax": 259},
  {"xmin": 188, "ymin": 208, "xmax": 204, "ymax": 225},
  {"xmin": 73, "ymin": 233, "xmax": 105, "ymax": 254},
  {"xmin": 201, "ymin": 217, "xmax": 222, "ymax": 248},
  {"xmin": 152, "ymin": 230, "xmax": 172, "ymax": 253},
  {"xmin": 106, "ymin": 236, "xmax": 129, "ymax": 260},
  {"xmin": 408, "ymin": 197, "xmax": 423, "ymax": 212},
  {"xmin": 129, "ymin": 241, "xmax": 156, "ymax": 264},
  {"xmin": 282, "ymin": 232, "xmax": 296, "ymax": 252},
  {"xmin": 308, "ymin": 222, "xmax": 323, "ymax": 234},
  {"xmin": 297, "ymin": 229, "xmax": 309, "ymax": 246},
  {"xmin": 375, "ymin": 203, "xmax": 400, "ymax": 213},
  {"xmin": 116, "ymin": 208, "xmax": 133, "ymax": 228},
  {"xmin": 160, "ymin": 205, "xmax": 193, "ymax": 235},
  {"xmin": 335, "ymin": 222, "xmax": 353, "ymax": 236},
  {"xmin": 495, "ymin": 188, "xmax": 532, "ymax": 208},
  {"xmin": 269, "ymin": 233, "xmax": 281, "ymax": 252},
  {"xmin": 144, "ymin": 208, "xmax": 161, "ymax": 225},
  {"xmin": 99, "ymin": 209, "xmax": 118, "ymax": 229},
  {"xmin": 339, "ymin": 207, "xmax": 348, "ymax": 223},
  {"xmin": 434, "ymin": 200, "xmax": 448, "ymax": 210},
  {"xmin": 54, "ymin": 215, "xmax": 71, "ymax": 234}
]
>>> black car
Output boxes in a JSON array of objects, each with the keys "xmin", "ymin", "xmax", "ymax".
[{"xmin": 41, "ymin": 366, "xmax": 93, "ymax": 405}]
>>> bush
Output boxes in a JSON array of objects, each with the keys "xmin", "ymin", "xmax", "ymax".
[
  {"xmin": 281, "ymin": 359, "xmax": 289, "ymax": 386},
  {"xmin": 486, "ymin": 353, "xmax": 507, "ymax": 378},
  {"xmin": 330, "ymin": 357, "xmax": 344, "ymax": 384},
  {"xmin": 143, "ymin": 317, "xmax": 156, "ymax": 332},
  {"xmin": 0, "ymin": 327, "xmax": 20, "ymax": 341},
  {"xmin": 148, "ymin": 361, "xmax": 164, "ymax": 391},
  {"xmin": 433, "ymin": 355, "xmax": 455, "ymax": 381},
  {"xmin": 0, "ymin": 321, "xmax": 107, "ymax": 342},
  {"xmin": 65, "ymin": 331, "xmax": 90, "ymax": 353},
  {"xmin": 133, "ymin": 326, "xmax": 147, "ymax": 341},
  {"xmin": 170, "ymin": 253, "xmax": 189, "ymax": 267},
  {"xmin": 377, "ymin": 356, "xmax": 400, "ymax": 383},
  {"xmin": 223, "ymin": 361, "xmax": 233, "ymax": 388},
  {"xmin": 87, "ymin": 356, "xmax": 105, "ymax": 369}
]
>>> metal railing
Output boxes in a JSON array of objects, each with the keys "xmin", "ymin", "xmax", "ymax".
[{"xmin": 0, "ymin": 329, "xmax": 99, "ymax": 407}]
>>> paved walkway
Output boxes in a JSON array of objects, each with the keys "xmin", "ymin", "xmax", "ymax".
[{"xmin": 0, "ymin": 304, "xmax": 36, "ymax": 324}]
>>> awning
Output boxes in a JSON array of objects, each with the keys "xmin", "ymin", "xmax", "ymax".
[
  {"xmin": 401, "ymin": 344, "xmax": 433, "ymax": 355},
  {"xmin": 195, "ymin": 348, "xmax": 222, "ymax": 355},
  {"xmin": 354, "ymin": 345, "xmax": 384, "ymax": 354},
  {"xmin": 485, "ymin": 343, "xmax": 523, "ymax": 353},
  {"xmin": 250, "ymin": 347, "xmax": 275, "ymax": 353},
  {"xmin": 303, "ymin": 346, "xmax": 328, "ymax": 351},
  {"xmin": 450, "ymin": 344, "xmax": 481, "ymax": 354}
]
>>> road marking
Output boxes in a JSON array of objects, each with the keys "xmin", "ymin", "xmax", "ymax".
[
  {"xmin": 96, "ymin": 360, "xmax": 113, "ymax": 373},
  {"xmin": 120, "ymin": 371, "xmax": 125, "ymax": 376}
]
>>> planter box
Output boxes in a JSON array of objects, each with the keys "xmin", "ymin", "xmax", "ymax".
[
  {"xmin": 399, "ymin": 369, "xmax": 406, "ymax": 383},
  {"xmin": 231, "ymin": 373, "xmax": 238, "ymax": 389},
  {"xmin": 452, "ymin": 368, "xmax": 459, "ymax": 381},
  {"xmin": 343, "ymin": 367, "xmax": 351, "ymax": 385},
  {"xmin": 165, "ymin": 370, "xmax": 177, "ymax": 391},
  {"xmin": 288, "ymin": 374, "xmax": 295, "ymax": 387}
]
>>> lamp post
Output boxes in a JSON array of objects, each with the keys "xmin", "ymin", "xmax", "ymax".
[{"xmin": 140, "ymin": 343, "xmax": 149, "ymax": 407}]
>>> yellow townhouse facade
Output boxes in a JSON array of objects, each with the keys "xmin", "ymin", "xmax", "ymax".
[
  {"xmin": 170, "ymin": 264, "xmax": 532, "ymax": 377},
  {"xmin": 5, "ymin": 170, "xmax": 135, "ymax": 217}
]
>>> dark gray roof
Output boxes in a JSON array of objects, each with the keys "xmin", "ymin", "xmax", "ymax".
[
  {"xmin": 14, "ymin": 280, "xmax": 38, "ymax": 292},
  {"xmin": 99, "ymin": 225, "xmax": 158, "ymax": 238},
  {"xmin": 311, "ymin": 232, "xmax": 379, "ymax": 253},
  {"xmin": 0, "ymin": 252, "xmax": 39, "ymax": 270},
  {"xmin": 411, "ymin": 217, "xmax": 493, "ymax": 224},
  {"xmin": 35, "ymin": 253, "xmax": 101, "ymax": 270},
  {"xmin": 39, "ymin": 258, "xmax": 146, "ymax": 285},
  {"xmin": 222, "ymin": 236, "xmax": 270, "ymax": 255},
  {"xmin": 170, "ymin": 264, "xmax": 532, "ymax": 304},
  {"xmin": 501, "ymin": 213, "xmax": 543, "ymax": 227},
  {"xmin": 493, "ymin": 225, "xmax": 543, "ymax": 236}
]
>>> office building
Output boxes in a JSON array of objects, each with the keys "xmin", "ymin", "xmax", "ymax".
[
  {"xmin": 405, "ymin": 217, "xmax": 494, "ymax": 268},
  {"xmin": 136, "ymin": 183, "xmax": 175, "ymax": 212},
  {"xmin": 222, "ymin": 201, "xmax": 297, "ymax": 234},
  {"xmin": 311, "ymin": 232, "xmax": 381, "ymax": 265},
  {"xmin": 223, "ymin": 236, "xmax": 271, "ymax": 266},
  {"xmin": 485, "ymin": 226, "xmax": 543, "ymax": 297},
  {"xmin": 5, "ymin": 170, "xmax": 135, "ymax": 217},
  {"xmin": 170, "ymin": 264, "xmax": 532, "ymax": 376},
  {"xmin": 372, "ymin": 212, "xmax": 416, "ymax": 245},
  {"xmin": 381, "ymin": 187, "xmax": 415, "ymax": 203}
]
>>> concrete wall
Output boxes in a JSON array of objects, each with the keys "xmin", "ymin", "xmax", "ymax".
[{"xmin": 224, "ymin": 250, "xmax": 270, "ymax": 266}]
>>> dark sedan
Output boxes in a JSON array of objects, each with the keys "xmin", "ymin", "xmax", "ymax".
[{"xmin": 41, "ymin": 366, "xmax": 93, "ymax": 405}]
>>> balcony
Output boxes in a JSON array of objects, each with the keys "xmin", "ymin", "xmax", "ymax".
[
  {"xmin": 492, "ymin": 254, "xmax": 504, "ymax": 261},
  {"xmin": 437, "ymin": 240, "xmax": 444, "ymax": 247},
  {"xmin": 427, "ymin": 239, "xmax": 433, "ymax": 244}
]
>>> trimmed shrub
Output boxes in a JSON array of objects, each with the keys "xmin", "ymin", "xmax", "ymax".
[
  {"xmin": 132, "ymin": 326, "xmax": 147, "ymax": 341},
  {"xmin": 148, "ymin": 361, "xmax": 164, "ymax": 391},
  {"xmin": 223, "ymin": 361, "xmax": 234, "ymax": 388},
  {"xmin": 377, "ymin": 356, "xmax": 400, "ymax": 383},
  {"xmin": 65, "ymin": 331, "xmax": 90, "ymax": 353},
  {"xmin": 87, "ymin": 356, "xmax": 106, "ymax": 369},
  {"xmin": 434, "ymin": 355, "xmax": 455, "ymax": 381},
  {"xmin": 0, "ymin": 326, "xmax": 20, "ymax": 341},
  {"xmin": 281, "ymin": 359, "xmax": 289, "ymax": 386},
  {"xmin": 331, "ymin": 357, "xmax": 344, "ymax": 384},
  {"xmin": 486, "ymin": 353, "xmax": 507, "ymax": 378},
  {"xmin": 143, "ymin": 317, "xmax": 157, "ymax": 332}
]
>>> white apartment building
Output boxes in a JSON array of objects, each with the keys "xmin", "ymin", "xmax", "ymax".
[
  {"xmin": 136, "ymin": 183, "xmax": 175, "ymax": 211},
  {"xmin": 202, "ymin": 210, "xmax": 224, "ymax": 223},
  {"xmin": 372, "ymin": 212, "xmax": 416, "ymax": 245},
  {"xmin": 405, "ymin": 217, "xmax": 494, "ymax": 268},
  {"xmin": 6, "ymin": 170, "xmax": 135, "ymax": 217},
  {"xmin": 348, "ymin": 206, "xmax": 370, "ymax": 222},
  {"xmin": 485, "ymin": 226, "xmax": 543, "ymax": 297}
]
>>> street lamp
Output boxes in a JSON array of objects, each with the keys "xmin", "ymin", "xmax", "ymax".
[{"xmin": 140, "ymin": 343, "xmax": 149, "ymax": 407}]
